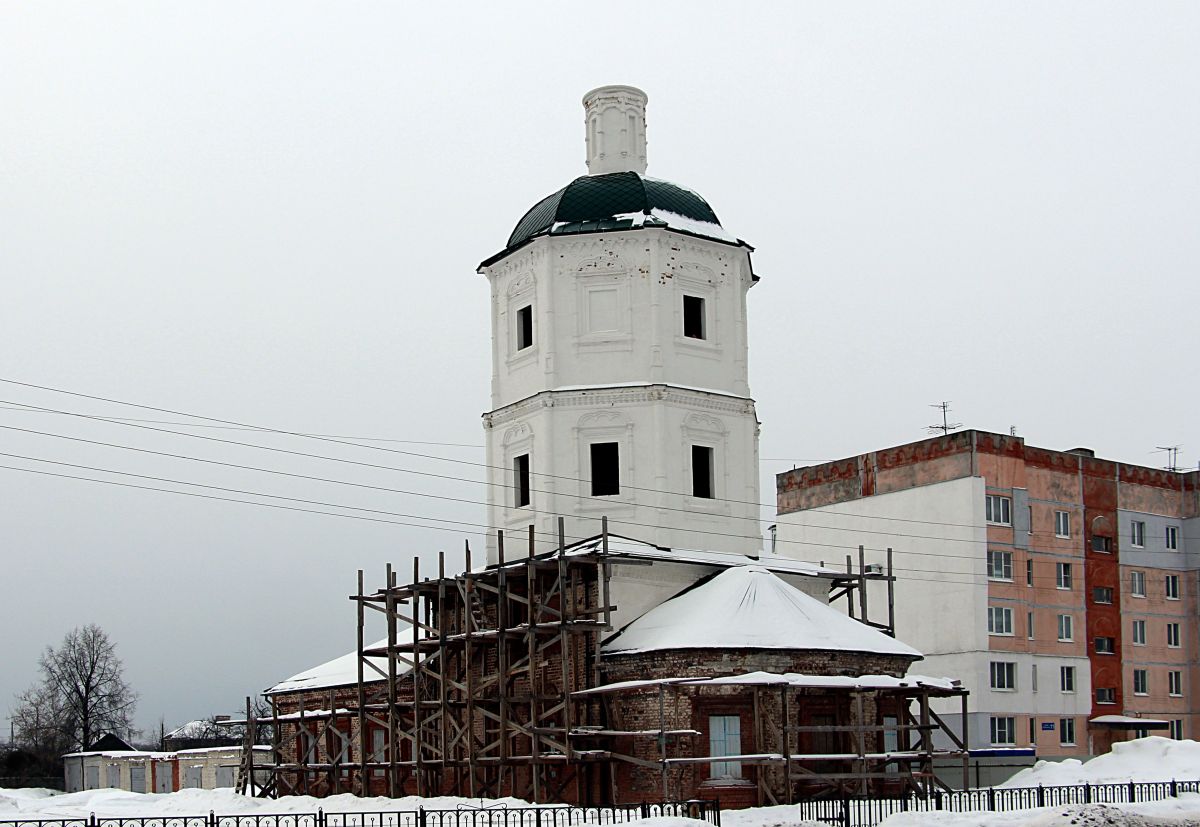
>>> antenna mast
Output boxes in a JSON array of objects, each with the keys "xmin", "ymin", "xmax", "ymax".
[{"xmin": 926, "ymin": 401, "xmax": 963, "ymax": 436}]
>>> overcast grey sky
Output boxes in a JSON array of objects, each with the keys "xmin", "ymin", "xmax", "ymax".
[{"xmin": 2, "ymin": 2, "xmax": 1197, "ymax": 735}]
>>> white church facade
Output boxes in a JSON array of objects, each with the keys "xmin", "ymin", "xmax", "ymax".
[{"xmin": 479, "ymin": 85, "xmax": 762, "ymax": 560}]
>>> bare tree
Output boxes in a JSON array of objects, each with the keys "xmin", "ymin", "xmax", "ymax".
[{"xmin": 11, "ymin": 624, "xmax": 137, "ymax": 753}]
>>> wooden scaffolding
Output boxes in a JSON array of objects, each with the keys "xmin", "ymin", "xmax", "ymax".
[
  {"xmin": 347, "ymin": 518, "xmax": 616, "ymax": 802},
  {"xmin": 573, "ymin": 674, "xmax": 970, "ymax": 804}
]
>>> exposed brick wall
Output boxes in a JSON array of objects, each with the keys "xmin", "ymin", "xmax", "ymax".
[{"xmin": 600, "ymin": 648, "xmax": 915, "ymax": 803}]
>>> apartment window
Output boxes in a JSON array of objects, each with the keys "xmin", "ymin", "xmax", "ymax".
[
  {"xmin": 987, "ymin": 550, "xmax": 1013, "ymax": 581},
  {"xmin": 1060, "ymin": 666, "xmax": 1076, "ymax": 693},
  {"xmin": 1055, "ymin": 510, "xmax": 1070, "ymax": 538},
  {"xmin": 1026, "ymin": 559, "xmax": 1033, "ymax": 587},
  {"xmin": 1132, "ymin": 619, "xmax": 1147, "ymax": 646},
  {"xmin": 1057, "ymin": 614, "xmax": 1073, "ymax": 642},
  {"xmin": 986, "ymin": 495, "xmax": 1012, "ymax": 525},
  {"xmin": 1133, "ymin": 669, "xmax": 1149, "ymax": 696},
  {"xmin": 1165, "ymin": 575, "xmax": 1180, "ymax": 600},
  {"xmin": 1169, "ymin": 671, "xmax": 1182, "ymax": 697},
  {"xmin": 1166, "ymin": 525, "xmax": 1179, "ymax": 551},
  {"xmin": 1027, "ymin": 611, "xmax": 1034, "ymax": 640},
  {"xmin": 1130, "ymin": 570, "xmax": 1146, "ymax": 597},
  {"xmin": 682, "ymin": 295, "xmax": 706, "ymax": 340},
  {"xmin": 1093, "ymin": 586, "xmax": 1113, "ymax": 604},
  {"xmin": 1032, "ymin": 663, "xmax": 1038, "ymax": 692},
  {"xmin": 1029, "ymin": 718, "xmax": 1036, "ymax": 744},
  {"xmin": 1095, "ymin": 636, "xmax": 1115, "ymax": 655},
  {"xmin": 990, "ymin": 661, "xmax": 1016, "ymax": 691},
  {"xmin": 516, "ymin": 304, "xmax": 534, "ymax": 351},
  {"xmin": 691, "ymin": 445, "xmax": 714, "ymax": 499},
  {"xmin": 1060, "ymin": 718, "xmax": 1076, "ymax": 746},
  {"xmin": 1167, "ymin": 622, "xmax": 1181, "ymax": 648},
  {"xmin": 1056, "ymin": 562, "xmax": 1072, "ymax": 590},
  {"xmin": 990, "ymin": 716, "xmax": 1016, "ymax": 746},
  {"xmin": 512, "ymin": 454, "xmax": 531, "ymax": 508},
  {"xmin": 1092, "ymin": 535, "xmax": 1112, "ymax": 552},
  {"xmin": 988, "ymin": 606, "xmax": 1014, "ymax": 636},
  {"xmin": 590, "ymin": 442, "xmax": 620, "ymax": 496},
  {"xmin": 1170, "ymin": 720, "xmax": 1184, "ymax": 740},
  {"xmin": 1096, "ymin": 687, "xmax": 1116, "ymax": 704},
  {"xmin": 708, "ymin": 715, "xmax": 741, "ymax": 779},
  {"xmin": 1131, "ymin": 520, "xmax": 1146, "ymax": 548}
]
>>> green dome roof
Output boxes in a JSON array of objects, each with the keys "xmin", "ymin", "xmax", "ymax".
[{"xmin": 505, "ymin": 171, "xmax": 733, "ymax": 250}]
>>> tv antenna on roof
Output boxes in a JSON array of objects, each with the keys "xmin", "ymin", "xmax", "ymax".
[
  {"xmin": 1155, "ymin": 445, "xmax": 1182, "ymax": 472},
  {"xmin": 926, "ymin": 401, "xmax": 963, "ymax": 436}
]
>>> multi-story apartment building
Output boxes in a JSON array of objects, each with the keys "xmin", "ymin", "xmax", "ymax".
[{"xmin": 773, "ymin": 430, "xmax": 1198, "ymax": 759}]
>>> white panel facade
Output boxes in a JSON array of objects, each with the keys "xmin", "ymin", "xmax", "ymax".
[{"xmin": 773, "ymin": 475, "xmax": 1094, "ymax": 744}]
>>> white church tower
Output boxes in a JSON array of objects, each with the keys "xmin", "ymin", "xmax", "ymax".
[{"xmin": 478, "ymin": 86, "xmax": 761, "ymax": 561}]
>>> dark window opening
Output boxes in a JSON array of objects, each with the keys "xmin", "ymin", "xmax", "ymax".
[
  {"xmin": 590, "ymin": 442, "xmax": 620, "ymax": 496},
  {"xmin": 513, "ymin": 454, "xmax": 530, "ymax": 507},
  {"xmin": 692, "ymin": 445, "xmax": 714, "ymax": 499},
  {"xmin": 516, "ymin": 305, "xmax": 533, "ymax": 350},
  {"xmin": 683, "ymin": 295, "xmax": 706, "ymax": 340},
  {"xmin": 1092, "ymin": 535, "xmax": 1111, "ymax": 552}
]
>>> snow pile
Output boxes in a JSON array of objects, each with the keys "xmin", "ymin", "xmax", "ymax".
[{"xmin": 1002, "ymin": 738, "xmax": 1200, "ymax": 788}]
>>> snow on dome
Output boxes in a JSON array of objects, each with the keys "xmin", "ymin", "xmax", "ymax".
[{"xmin": 601, "ymin": 565, "xmax": 922, "ymax": 658}]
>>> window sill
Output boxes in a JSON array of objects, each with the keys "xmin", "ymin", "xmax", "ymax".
[
  {"xmin": 988, "ymin": 577, "xmax": 1015, "ymax": 584},
  {"xmin": 988, "ymin": 632, "xmax": 1015, "ymax": 638}
]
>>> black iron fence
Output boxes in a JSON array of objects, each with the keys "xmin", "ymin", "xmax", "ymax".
[
  {"xmin": 0, "ymin": 801, "xmax": 720, "ymax": 827},
  {"xmin": 796, "ymin": 779, "xmax": 1200, "ymax": 826}
]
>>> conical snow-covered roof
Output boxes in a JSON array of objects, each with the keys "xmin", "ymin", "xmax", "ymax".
[{"xmin": 601, "ymin": 565, "xmax": 922, "ymax": 659}]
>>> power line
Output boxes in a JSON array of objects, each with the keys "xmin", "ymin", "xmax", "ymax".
[
  {"xmin": 3, "ymin": 406, "xmax": 1194, "ymax": 556},
  {"xmin": 0, "ymin": 460, "xmax": 1082, "ymax": 587},
  {"xmin": 0, "ymin": 387, "xmax": 995, "ymax": 534},
  {"xmin": 0, "ymin": 378, "xmax": 997, "ymax": 529},
  {"xmin": 0, "ymin": 405, "xmax": 483, "ymax": 447},
  {"xmin": 0, "ymin": 419, "xmax": 1026, "ymax": 556}
]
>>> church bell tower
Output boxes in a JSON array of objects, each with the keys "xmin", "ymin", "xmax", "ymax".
[{"xmin": 478, "ymin": 86, "xmax": 761, "ymax": 561}]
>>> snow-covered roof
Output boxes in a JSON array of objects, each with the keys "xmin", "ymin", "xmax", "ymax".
[
  {"xmin": 1089, "ymin": 715, "xmax": 1171, "ymax": 727},
  {"xmin": 164, "ymin": 718, "xmax": 239, "ymax": 739},
  {"xmin": 265, "ymin": 638, "xmax": 391, "ymax": 695},
  {"xmin": 559, "ymin": 533, "xmax": 836, "ymax": 577},
  {"xmin": 601, "ymin": 565, "xmax": 922, "ymax": 658},
  {"xmin": 575, "ymin": 671, "xmax": 960, "ymax": 696}
]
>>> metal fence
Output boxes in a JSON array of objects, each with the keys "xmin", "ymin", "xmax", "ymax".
[
  {"xmin": 0, "ymin": 801, "xmax": 720, "ymax": 827},
  {"xmin": 795, "ymin": 779, "xmax": 1200, "ymax": 826}
]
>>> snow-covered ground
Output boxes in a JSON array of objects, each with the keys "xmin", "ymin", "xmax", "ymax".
[{"xmin": 6, "ymin": 738, "xmax": 1200, "ymax": 827}]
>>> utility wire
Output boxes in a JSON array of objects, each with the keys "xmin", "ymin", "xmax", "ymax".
[
  {"xmin": 0, "ymin": 397, "xmax": 995, "ymax": 542},
  {"xmin": 1, "ymin": 442, "xmax": 1189, "ymax": 583},
  {"xmin": 2, "ymin": 412, "xmax": 1193, "ymax": 555},
  {"xmin": 0, "ymin": 460, "xmax": 1068, "ymax": 586},
  {"xmin": 0, "ymin": 378, "xmax": 998, "ymax": 531},
  {"xmin": 2, "ymin": 380, "xmax": 1192, "ymax": 548}
]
